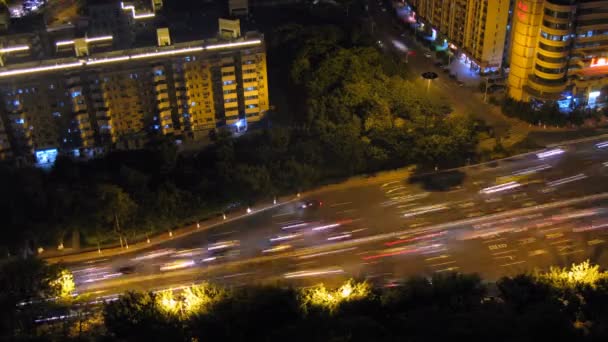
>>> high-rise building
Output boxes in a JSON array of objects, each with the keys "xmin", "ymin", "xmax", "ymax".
[
  {"xmin": 407, "ymin": 0, "xmax": 511, "ymax": 72},
  {"xmin": 0, "ymin": 2, "xmax": 269, "ymax": 165},
  {"xmin": 507, "ymin": 0, "xmax": 608, "ymax": 108}
]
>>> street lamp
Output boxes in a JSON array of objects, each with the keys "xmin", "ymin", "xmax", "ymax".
[
  {"xmin": 421, "ymin": 72, "xmax": 438, "ymax": 129},
  {"xmin": 483, "ymin": 76, "xmax": 490, "ymax": 103},
  {"xmin": 421, "ymin": 71, "xmax": 438, "ymax": 93}
]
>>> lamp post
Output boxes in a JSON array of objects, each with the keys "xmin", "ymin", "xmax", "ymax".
[
  {"xmin": 421, "ymin": 72, "xmax": 438, "ymax": 130},
  {"xmin": 421, "ymin": 71, "xmax": 438, "ymax": 94},
  {"xmin": 483, "ymin": 76, "xmax": 490, "ymax": 103}
]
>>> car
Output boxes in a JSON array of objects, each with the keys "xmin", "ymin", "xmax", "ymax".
[
  {"xmin": 457, "ymin": 81, "xmax": 465, "ymax": 87},
  {"xmin": 448, "ymin": 73, "xmax": 457, "ymax": 79},
  {"xmin": 300, "ymin": 200, "xmax": 323, "ymax": 209},
  {"xmin": 434, "ymin": 61, "xmax": 443, "ymax": 67},
  {"xmin": 377, "ymin": 40, "xmax": 384, "ymax": 47},
  {"xmin": 487, "ymin": 84, "xmax": 506, "ymax": 93},
  {"xmin": 442, "ymin": 67, "xmax": 450, "ymax": 73},
  {"xmin": 424, "ymin": 52, "xmax": 432, "ymax": 58},
  {"xmin": 117, "ymin": 265, "xmax": 136, "ymax": 274},
  {"xmin": 203, "ymin": 240, "xmax": 241, "ymax": 262}
]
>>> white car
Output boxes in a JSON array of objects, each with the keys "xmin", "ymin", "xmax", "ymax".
[{"xmin": 424, "ymin": 52, "xmax": 432, "ymax": 58}]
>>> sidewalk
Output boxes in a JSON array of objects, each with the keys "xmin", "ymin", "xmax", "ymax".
[
  {"xmin": 42, "ymin": 167, "xmax": 418, "ymax": 265},
  {"xmin": 43, "ymin": 195, "xmax": 299, "ymax": 264}
]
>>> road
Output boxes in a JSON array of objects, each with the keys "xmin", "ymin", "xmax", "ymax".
[
  {"xmin": 68, "ymin": 134, "xmax": 608, "ymax": 299},
  {"xmin": 371, "ymin": 0, "xmax": 529, "ymax": 139}
]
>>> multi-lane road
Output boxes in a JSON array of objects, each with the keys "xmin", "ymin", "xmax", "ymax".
[
  {"xmin": 60, "ymin": 0, "xmax": 608, "ymax": 300},
  {"xmin": 68, "ymin": 135, "xmax": 608, "ymax": 299}
]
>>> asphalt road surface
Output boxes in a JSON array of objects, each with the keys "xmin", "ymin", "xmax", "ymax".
[{"xmin": 69, "ymin": 135, "xmax": 608, "ymax": 299}]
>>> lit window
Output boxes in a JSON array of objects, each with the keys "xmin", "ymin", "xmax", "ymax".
[
  {"xmin": 15, "ymin": 118, "xmax": 24, "ymax": 124},
  {"xmin": 191, "ymin": 101, "xmax": 196, "ymax": 107}
]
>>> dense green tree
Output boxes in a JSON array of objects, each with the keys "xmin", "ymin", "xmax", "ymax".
[{"xmin": 104, "ymin": 291, "xmax": 184, "ymax": 342}]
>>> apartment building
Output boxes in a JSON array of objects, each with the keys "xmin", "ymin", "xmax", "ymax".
[
  {"xmin": 0, "ymin": 5, "xmax": 269, "ymax": 165},
  {"xmin": 508, "ymin": 0, "xmax": 608, "ymax": 108},
  {"xmin": 408, "ymin": 0, "xmax": 511, "ymax": 72}
]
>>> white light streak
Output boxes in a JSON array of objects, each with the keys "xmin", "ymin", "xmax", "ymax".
[
  {"xmin": 479, "ymin": 181, "xmax": 521, "ymax": 194},
  {"xmin": 282, "ymin": 222, "xmax": 308, "ymax": 230},
  {"xmin": 86, "ymin": 35, "xmax": 113, "ymax": 43},
  {"xmin": 0, "ymin": 45, "xmax": 29, "ymax": 53},
  {"xmin": 284, "ymin": 268, "xmax": 344, "ymax": 279},
  {"xmin": 0, "ymin": 40, "xmax": 261, "ymax": 77},
  {"xmin": 270, "ymin": 233, "xmax": 301, "ymax": 242},
  {"xmin": 536, "ymin": 148, "xmax": 565, "ymax": 159},
  {"xmin": 0, "ymin": 61, "xmax": 83, "ymax": 77},
  {"xmin": 86, "ymin": 56, "xmax": 131, "ymax": 65},
  {"xmin": 312, "ymin": 223, "xmax": 340, "ymax": 231},
  {"xmin": 512, "ymin": 164, "xmax": 551, "ymax": 176},
  {"xmin": 121, "ymin": 2, "xmax": 155, "ymax": 19},
  {"xmin": 55, "ymin": 40, "xmax": 75, "ymax": 47},
  {"xmin": 402, "ymin": 204, "xmax": 449, "ymax": 217},
  {"xmin": 206, "ymin": 39, "xmax": 262, "ymax": 50},
  {"xmin": 130, "ymin": 46, "xmax": 204, "ymax": 59},
  {"xmin": 547, "ymin": 173, "xmax": 587, "ymax": 187}
]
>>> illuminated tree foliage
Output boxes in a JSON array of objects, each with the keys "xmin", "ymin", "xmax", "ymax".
[
  {"xmin": 49, "ymin": 269, "xmax": 75, "ymax": 301},
  {"xmin": 299, "ymin": 279, "xmax": 371, "ymax": 313},
  {"xmin": 537, "ymin": 260, "xmax": 608, "ymax": 289}
]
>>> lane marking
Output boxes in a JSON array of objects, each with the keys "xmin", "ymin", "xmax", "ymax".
[
  {"xmin": 559, "ymin": 249, "xmax": 585, "ymax": 256},
  {"xmin": 518, "ymin": 237, "xmax": 536, "ymax": 245},
  {"xmin": 272, "ymin": 212, "xmax": 292, "ymax": 218},
  {"xmin": 386, "ymin": 186, "xmax": 406, "ymax": 194},
  {"xmin": 549, "ymin": 239, "xmax": 573, "ymax": 245},
  {"xmin": 330, "ymin": 202, "xmax": 353, "ymax": 207},
  {"xmin": 494, "ymin": 255, "xmax": 516, "ymax": 261},
  {"xmin": 336, "ymin": 209, "xmax": 357, "ymax": 214},
  {"xmin": 430, "ymin": 261, "xmax": 457, "ymax": 267},
  {"xmin": 488, "ymin": 244, "xmax": 508, "ymax": 251},
  {"xmin": 381, "ymin": 181, "xmax": 401, "ymax": 188},
  {"xmin": 492, "ymin": 250, "xmax": 518, "ymax": 256},
  {"xmin": 483, "ymin": 238, "xmax": 507, "ymax": 244},
  {"xmin": 435, "ymin": 266, "xmax": 459, "ymax": 273},
  {"xmin": 529, "ymin": 249, "xmax": 547, "ymax": 257},
  {"xmin": 425, "ymin": 254, "xmax": 450, "ymax": 261},
  {"xmin": 500, "ymin": 261, "xmax": 526, "ymax": 267}
]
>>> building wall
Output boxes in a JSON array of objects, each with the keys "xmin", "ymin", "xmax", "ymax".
[
  {"xmin": 464, "ymin": 0, "xmax": 510, "ymax": 69},
  {"xmin": 409, "ymin": 0, "xmax": 510, "ymax": 70},
  {"xmin": 0, "ymin": 37, "xmax": 269, "ymax": 162},
  {"xmin": 507, "ymin": 0, "xmax": 608, "ymax": 104},
  {"xmin": 0, "ymin": 114, "xmax": 10, "ymax": 160}
]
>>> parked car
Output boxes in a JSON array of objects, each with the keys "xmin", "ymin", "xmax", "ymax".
[
  {"xmin": 424, "ymin": 52, "xmax": 432, "ymax": 58},
  {"xmin": 456, "ymin": 80, "xmax": 465, "ymax": 87},
  {"xmin": 487, "ymin": 84, "xmax": 506, "ymax": 93},
  {"xmin": 434, "ymin": 61, "xmax": 443, "ymax": 67}
]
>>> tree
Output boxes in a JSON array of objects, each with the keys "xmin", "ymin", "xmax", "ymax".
[
  {"xmin": 104, "ymin": 291, "xmax": 184, "ymax": 342},
  {"xmin": 0, "ymin": 258, "xmax": 67, "ymax": 339},
  {"xmin": 96, "ymin": 184, "xmax": 138, "ymax": 245}
]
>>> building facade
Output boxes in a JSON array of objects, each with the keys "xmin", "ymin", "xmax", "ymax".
[
  {"xmin": 407, "ymin": 0, "xmax": 511, "ymax": 72},
  {"xmin": 507, "ymin": 0, "xmax": 608, "ymax": 107},
  {"xmin": 0, "ymin": 2, "xmax": 269, "ymax": 165}
]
